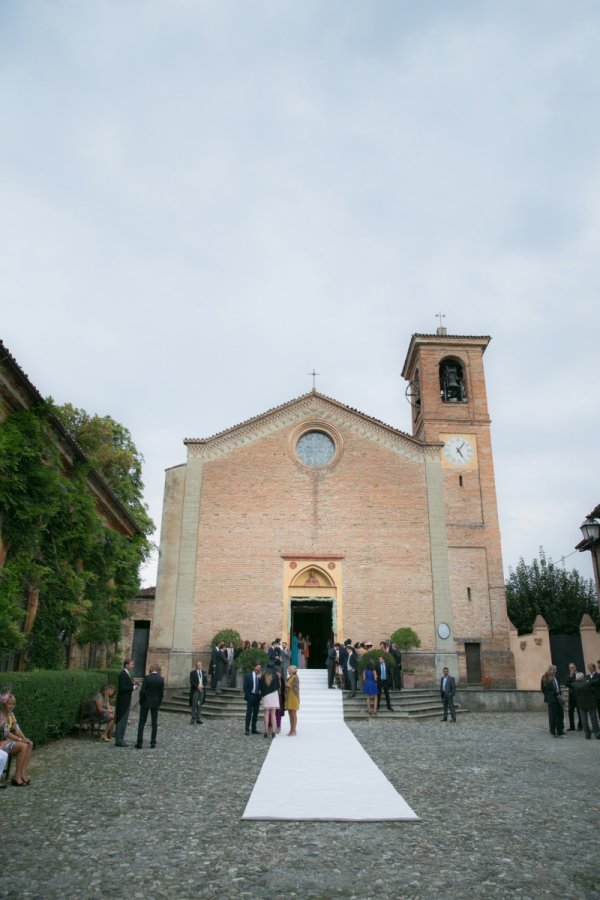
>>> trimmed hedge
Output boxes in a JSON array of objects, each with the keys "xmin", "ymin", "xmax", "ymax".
[{"xmin": 0, "ymin": 669, "xmax": 119, "ymax": 746}]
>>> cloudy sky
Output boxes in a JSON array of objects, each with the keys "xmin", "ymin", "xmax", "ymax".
[{"xmin": 2, "ymin": 1, "xmax": 598, "ymax": 587}]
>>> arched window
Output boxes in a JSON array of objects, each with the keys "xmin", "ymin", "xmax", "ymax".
[{"xmin": 439, "ymin": 358, "xmax": 466, "ymax": 402}]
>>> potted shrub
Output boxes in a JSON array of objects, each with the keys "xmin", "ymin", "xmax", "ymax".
[{"xmin": 390, "ymin": 627, "xmax": 421, "ymax": 689}]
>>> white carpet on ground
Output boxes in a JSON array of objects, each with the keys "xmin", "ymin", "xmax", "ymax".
[{"xmin": 242, "ymin": 669, "xmax": 419, "ymax": 821}]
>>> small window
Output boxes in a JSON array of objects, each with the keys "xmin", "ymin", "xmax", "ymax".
[{"xmin": 467, "ymin": 587, "xmax": 472, "ymax": 602}]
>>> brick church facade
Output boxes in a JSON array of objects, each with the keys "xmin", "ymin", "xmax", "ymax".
[{"xmin": 149, "ymin": 330, "xmax": 516, "ymax": 687}]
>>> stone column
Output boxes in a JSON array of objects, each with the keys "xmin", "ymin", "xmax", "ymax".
[{"xmin": 424, "ymin": 455, "xmax": 458, "ymax": 678}]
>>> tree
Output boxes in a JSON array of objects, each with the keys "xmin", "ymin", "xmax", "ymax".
[
  {"xmin": 54, "ymin": 403, "xmax": 154, "ymax": 538},
  {"xmin": 506, "ymin": 548, "xmax": 599, "ymax": 635}
]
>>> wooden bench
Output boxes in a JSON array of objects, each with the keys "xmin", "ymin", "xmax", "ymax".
[{"xmin": 78, "ymin": 699, "xmax": 106, "ymax": 738}]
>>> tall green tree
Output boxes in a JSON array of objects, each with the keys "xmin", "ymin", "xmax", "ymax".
[
  {"xmin": 506, "ymin": 548, "xmax": 599, "ymax": 635},
  {"xmin": 54, "ymin": 403, "xmax": 154, "ymax": 538},
  {"xmin": 0, "ymin": 401, "xmax": 154, "ymax": 666}
]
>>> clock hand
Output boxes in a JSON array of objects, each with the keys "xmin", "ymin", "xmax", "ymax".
[{"xmin": 456, "ymin": 445, "xmax": 464, "ymax": 457}]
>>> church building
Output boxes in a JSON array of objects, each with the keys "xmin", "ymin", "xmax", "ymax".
[{"xmin": 149, "ymin": 329, "xmax": 516, "ymax": 687}]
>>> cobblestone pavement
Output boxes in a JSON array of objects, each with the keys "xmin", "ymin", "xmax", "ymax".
[{"xmin": 2, "ymin": 710, "xmax": 599, "ymax": 899}]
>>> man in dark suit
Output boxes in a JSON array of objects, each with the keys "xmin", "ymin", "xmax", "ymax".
[
  {"xmin": 389, "ymin": 643, "xmax": 403, "ymax": 691},
  {"xmin": 189, "ymin": 660, "xmax": 207, "ymax": 724},
  {"xmin": 326, "ymin": 644, "xmax": 338, "ymax": 689},
  {"xmin": 573, "ymin": 672, "xmax": 600, "ymax": 739},
  {"xmin": 440, "ymin": 667, "xmax": 457, "ymax": 722},
  {"xmin": 376, "ymin": 655, "xmax": 394, "ymax": 711},
  {"xmin": 243, "ymin": 663, "xmax": 262, "ymax": 735},
  {"xmin": 268, "ymin": 639, "xmax": 282, "ymax": 664},
  {"xmin": 135, "ymin": 664, "xmax": 165, "ymax": 749},
  {"xmin": 115, "ymin": 658, "xmax": 136, "ymax": 747},
  {"xmin": 587, "ymin": 662, "xmax": 600, "ymax": 718},
  {"xmin": 347, "ymin": 644, "xmax": 359, "ymax": 697},
  {"xmin": 565, "ymin": 662, "xmax": 583, "ymax": 731},
  {"xmin": 338, "ymin": 643, "xmax": 349, "ymax": 689},
  {"xmin": 541, "ymin": 665, "xmax": 564, "ymax": 737},
  {"xmin": 212, "ymin": 642, "xmax": 228, "ymax": 694}
]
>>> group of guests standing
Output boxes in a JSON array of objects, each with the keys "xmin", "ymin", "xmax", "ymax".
[
  {"xmin": 94, "ymin": 659, "xmax": 165, "ymax": 750},
  {"xmin": 243, "ymin": 639, "xmax": 300, "ymax": 737},
  {"xmin": 326, "ymin": 639, "xmax": 402, "ymax": 715},
  {"xmin": 541, "ymin": 659, "xmax": 600, "ymax": 739}
]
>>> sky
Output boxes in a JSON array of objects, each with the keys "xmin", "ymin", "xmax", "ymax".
[{"xmin": 1, "ymin": 1, "xmax": 599, "ymax": 588}]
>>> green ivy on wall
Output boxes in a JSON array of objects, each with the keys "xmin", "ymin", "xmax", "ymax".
[{"xmin": 0, "ymin": 402, "xmax": 151, "ymax": 667}]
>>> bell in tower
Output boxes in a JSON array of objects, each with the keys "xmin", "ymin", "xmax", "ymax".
[{"xmin": 440, "ymin": 360, "xmax": 466, "ymax": 403}]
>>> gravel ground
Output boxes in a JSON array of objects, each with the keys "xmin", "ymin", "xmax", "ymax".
[{"xmin": 2, "ymin": 710, "xmax": 599, "ymax": 899}]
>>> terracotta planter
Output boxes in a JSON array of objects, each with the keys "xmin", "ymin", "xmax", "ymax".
[{"xmin": 402, "ymin": 673, "xmax": 415, "ymax": 689}]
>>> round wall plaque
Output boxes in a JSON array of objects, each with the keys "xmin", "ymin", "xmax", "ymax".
[{"xmin": 437, "ymin": 623, "xmax": 450, "ymax": 640}]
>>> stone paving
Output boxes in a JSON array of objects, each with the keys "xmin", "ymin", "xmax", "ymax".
[{"xmin": 2, "ymin": 708, "xmax": 599, "ymax": 899}]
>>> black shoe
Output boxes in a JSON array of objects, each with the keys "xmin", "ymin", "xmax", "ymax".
[
  {"xmin": 387, "ymin": 706, "xmax": 394, "ymax": 711},
  {"xmin": 245, "ymin": 731, "xmax": 250, "ymax": 735},
  {"xmin": 198, "ymin": 720, "xmax": 203, "ymax": 724},
  {"xmin": 150, "ymin": 744, "xmax": 156, "ymax": 748},
  {"xmin": 135, "ymin": 744, "xmax": 142, "ymax": 749},
  {"xmin": 585, "ymin": 734, "xmax": 591, "ymax": 739},
  {"xmin": 115, "ymin": 742, "xmax": 128, "ymax": 747},
  {"xmin": 251, "ymin": 730, "xmax": 259, "ymax": 734},
  {"xmin": 190, "ymin": 720, "xmax": 196, "ymax": 725}
]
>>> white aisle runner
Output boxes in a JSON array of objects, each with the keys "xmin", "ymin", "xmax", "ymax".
[{"xmin": 242, "ymin": 669, "xmax": 419, "ymax": 821}]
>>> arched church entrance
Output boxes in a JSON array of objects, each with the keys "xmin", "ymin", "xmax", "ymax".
[{"xmin": 290, "ymin": 598, "xmax": 333, "ymax": 670}]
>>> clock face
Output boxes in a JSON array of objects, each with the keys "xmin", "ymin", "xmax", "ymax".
[{"xmin": 443, "ymin": 435, "xmax": 475, "ymax": 466}]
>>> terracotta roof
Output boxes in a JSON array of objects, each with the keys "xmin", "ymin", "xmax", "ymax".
[
  {"xmin": 411, "ymin": 333, "xmax": 492, "ymax": 340},
  {"xmin": 137, "ymin": 586, "xmax": 156, "ymax": 598},
  {"xmin": 184, "ymin": 389, "xmax": 422, "ymax": 446}
]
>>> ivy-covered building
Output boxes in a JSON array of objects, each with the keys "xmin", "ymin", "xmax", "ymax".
[{"xmin": 0, "ymin": 340, "xmax": 144, "ymax": 671}]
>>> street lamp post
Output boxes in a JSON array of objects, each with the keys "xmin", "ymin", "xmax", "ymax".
[{"xmin": 579, "ymin": 515, "xmax": 600, "ymax": 601}]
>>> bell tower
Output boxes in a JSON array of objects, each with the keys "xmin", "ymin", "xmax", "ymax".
[{"xmin": 402, "ymin": 328, "xmax": 515, "ymax": 687}]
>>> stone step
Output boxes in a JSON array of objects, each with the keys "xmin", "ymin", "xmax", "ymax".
[{"xmin": 161, "ymin": 685, "xmax": 467, "ymax": 721}]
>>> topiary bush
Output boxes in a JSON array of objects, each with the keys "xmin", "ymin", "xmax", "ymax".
[
  {"xmin": 236, "ymin": 647, "xmax": 269, "ymax": 674},
  {"xmin": 210, "ymin": 629, "xmax": 242, "ymax": 648},
  {"xmin": 390, "ymin": 627, "xmax": 421, "ymax": 651},
  {"xmin": 0, "ymin": 668, "xmax": 119, "ymax": 746}
]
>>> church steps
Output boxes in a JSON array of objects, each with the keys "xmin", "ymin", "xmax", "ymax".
[{"xmin": 160, "ymin": 683, "xmax": 467, "ymax": 720}]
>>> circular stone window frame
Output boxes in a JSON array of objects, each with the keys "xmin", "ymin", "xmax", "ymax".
[{"xmin": 289, "ymin": 420, "xmax": 344, "ymax": 470}]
